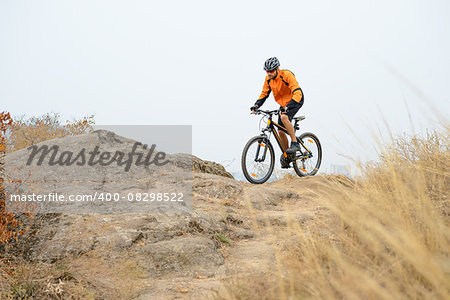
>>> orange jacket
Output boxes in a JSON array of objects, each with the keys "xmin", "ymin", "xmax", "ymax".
[{"xmin": 256, "ymin": 69, "xmax": 303, "ymax": 107}]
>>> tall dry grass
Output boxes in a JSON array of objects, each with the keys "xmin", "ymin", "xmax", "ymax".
[{"xmin": 220, "ymin": 128, "xmax": 449, "ymax": 299}]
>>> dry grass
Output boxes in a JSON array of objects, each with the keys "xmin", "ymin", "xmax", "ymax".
[
  {"xmin": 219, "ymin": 128, "xmax": 450, "ymax": 299},
  {"xmin": 0, "ymin": 251, "xmax": 148, "ymax": 299},
  {"xmin": 0, "ymin": 256, "xmax": 95, "ymax": 299}
]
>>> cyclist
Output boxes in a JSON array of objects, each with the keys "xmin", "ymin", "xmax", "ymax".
[{"xmin": 250, "ymin": 57, "xmax": 304, "ymax": 168}]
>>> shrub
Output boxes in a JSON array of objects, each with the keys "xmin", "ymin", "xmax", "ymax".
[
  {"xmin": 5, "ymin": 112, "xmax": 95, "ymax": 153},
  {"xmin": 0, "ymin": 111, "xmax": 25, "ymax": 246}
]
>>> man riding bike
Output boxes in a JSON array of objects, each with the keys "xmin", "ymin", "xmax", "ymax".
[{"xmin": 250, "ymin": 57, "xmax": 304, "ymax": 168}]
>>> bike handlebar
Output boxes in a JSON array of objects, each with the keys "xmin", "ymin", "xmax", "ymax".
[{"xmin": 252, "ymin": 109, "xmax": 280, "ymax": 116}]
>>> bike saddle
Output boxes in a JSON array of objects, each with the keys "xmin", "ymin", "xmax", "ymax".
[{"xmin": 293, "ymin": 116, "xmax": 306, "ymax": 121}]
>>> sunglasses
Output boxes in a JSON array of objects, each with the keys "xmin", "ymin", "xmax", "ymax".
[{"xmin": 266, "ymin": 69, "xmax": 277, "ymax": 74}]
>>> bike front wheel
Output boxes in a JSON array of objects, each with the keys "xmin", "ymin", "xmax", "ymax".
[
  {"xmin": 293, "ymin": 132, "xmax": 322, "ymax": 177},
  {"xmin": 241, "ymin": 136, "xmax": 275, "ymax": 184}
]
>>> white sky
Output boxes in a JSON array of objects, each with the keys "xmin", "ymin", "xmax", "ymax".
[{"xmin": 1, "ymin": 0, "xmax": 449, "ymax": 175}]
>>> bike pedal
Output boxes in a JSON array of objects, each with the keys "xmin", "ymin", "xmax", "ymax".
[{"xmin": 280, "ymin": 154, "xmax": 291, "ymax": 169}]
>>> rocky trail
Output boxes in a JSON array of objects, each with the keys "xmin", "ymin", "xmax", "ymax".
[
  {"xmin": 2, "ymin": 130, "xmax": 330, "ymax": 299},
  {"xmin": 133, "ymin": 175, "xmax": 325, "ymax": 300}
]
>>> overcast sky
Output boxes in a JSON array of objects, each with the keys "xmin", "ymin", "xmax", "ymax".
[{"xmin": 1, "ymin": 0, "xmax": 449, "ymax": 176}]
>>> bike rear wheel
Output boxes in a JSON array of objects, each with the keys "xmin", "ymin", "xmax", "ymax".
[
  {"xmin": 292, "ymin": 132, "xmax": 322, "ymax": 177},
  {"xmin": 241, "ymin": 136, "xmax": 275, "ymax": 184}
]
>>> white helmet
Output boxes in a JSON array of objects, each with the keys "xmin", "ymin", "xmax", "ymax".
[{"xmin": 264, "ymin": 57, "xmax": 280, "ymax": 71}]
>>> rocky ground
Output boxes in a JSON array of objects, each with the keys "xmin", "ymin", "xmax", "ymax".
[{"xmin": 2, "ymin": 130, "xmax": 331, "ymax": 299}]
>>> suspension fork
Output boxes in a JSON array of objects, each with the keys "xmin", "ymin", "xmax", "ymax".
[
  {"xmin": 254, "ymin": 118, "xmax": 274, "ymax": 162},
  {"xmin": 254, "ymin": 135, "xmax": 269, "ymax": 162}
]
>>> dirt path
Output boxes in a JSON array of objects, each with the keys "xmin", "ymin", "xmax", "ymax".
[{"xmin": 135, "ymin": 176, "xmax": 327, "ymax": 299}]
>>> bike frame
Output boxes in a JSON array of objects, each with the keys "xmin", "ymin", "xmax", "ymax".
[{"xmin": 256, "ymin": 111, "xmax": 312, "ymax": 162}]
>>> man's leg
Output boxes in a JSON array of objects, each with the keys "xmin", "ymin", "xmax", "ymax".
[
  {"xmin": 281, "ymin": 112, "xmax": 302, "ymax": 154},
  {"xmin": 278, "ymin": 129, "xmax": 289, "ymax": 151},
  {"xmin": 281, "ymin": 100, "xmax": 304, "ymax": 154},
  {"xmin": 280, "ymin": 114, "xmax": 298, "ymax": 143},
  {"xmin": 278, "ymin": 129, "xmax": 292, "ymax": 168}
]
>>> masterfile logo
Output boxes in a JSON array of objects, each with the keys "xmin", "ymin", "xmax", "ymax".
[{"xmin": 26, "ymin": 142, "xmax": 169, "ymax": 172}]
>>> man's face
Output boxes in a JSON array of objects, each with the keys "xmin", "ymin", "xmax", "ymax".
[{"xmin": 266, "ymin": 68, "xmax": 278, "ymax": 79}]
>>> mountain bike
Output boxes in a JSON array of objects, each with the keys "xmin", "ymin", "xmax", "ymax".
[{"xmin": 241, "ymin": 109, "xmax": 322, "ymax": 184}]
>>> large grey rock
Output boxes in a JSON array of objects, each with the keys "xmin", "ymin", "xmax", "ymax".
[{"xmin": 3, "ymin": 130, "xmax": 193, "ymax": 213}]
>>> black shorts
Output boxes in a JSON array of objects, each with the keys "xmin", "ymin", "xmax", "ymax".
[{"xmin": 277, "ymin": 99, "xmax": 304, "ymax": 133}]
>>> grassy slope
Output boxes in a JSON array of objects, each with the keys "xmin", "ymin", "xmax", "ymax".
[{"xmin": 218, "ymin": 129, "xmax": 449, "ymax": 300}]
